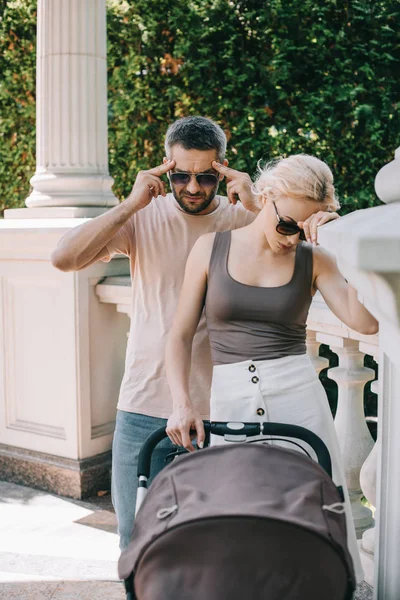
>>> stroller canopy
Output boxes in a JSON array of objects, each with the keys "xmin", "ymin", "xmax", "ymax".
[{"xmin": 120, "ymin": 443, "xmax": 356, "ymax": 600}]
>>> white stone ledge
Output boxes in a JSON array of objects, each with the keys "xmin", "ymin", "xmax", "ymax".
[
  {"xmin": 308, "ymin": 293, "xmax": 379, "ymax": 349},
  {"xmin": 95, "ymin": 276, "xmax": 131, "ymax": 317},
  {"xmin": 319, "ymin": 203, "xmax": 400, "ymax": 273}
]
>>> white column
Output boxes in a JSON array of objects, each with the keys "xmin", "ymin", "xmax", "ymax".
[
  {"xmin": 374, "ymin": 327, "xmax": 400, "ymax": 599},
  {"xmin": 25, "ymin": 0, "xmax": 118, "ymax": 210},
  {"xmin": 372, "ymin": 147, "xmax": 400, "ymax": 599},
  {"xmin": 0, "ymin": 2, "xmax": 128, "ymax": 498},
  {"xmin": 317, "ymin": 334, "xmax": 375, "ymax": 536}
]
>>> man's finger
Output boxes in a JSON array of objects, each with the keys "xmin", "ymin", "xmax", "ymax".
[
  {"xmin": 228, "ymin": 193, "xmax": 238, "ymax": 205},
  {"xmin": 148, "ymin": 159, "xmax": 175, "ymax": 177},
  {"xmin": 227, "ymin": 181, "xmax": 238, "ymax": 204},
  {"xmin": 147, "ymin": 182, "xmax": 160, "ymax": 198},
  {"xmin": 159, "ymin": 180, "xmax": 166, "ymax": 197},
  {"xmin": 227, "ymin": 181, "xmax": 237, "ymax": 191},
  {"xmin": 147, "ymin": 177, "xmax": 166, "ymax": 198},
  {"xmin": 211, "ymin": 161, "xmax": 238, "ymax": 177}
]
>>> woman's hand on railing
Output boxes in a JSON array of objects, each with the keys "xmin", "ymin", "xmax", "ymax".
[
  {"xmin": 298, "ymin": 211, "xmax": 340, "ymax": 246},
  {"xmin": 166, "ymin": 405, "xmax": 205, "ymax": 452}
]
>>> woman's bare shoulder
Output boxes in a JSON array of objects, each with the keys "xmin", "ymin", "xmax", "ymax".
[
  {"xmin": 187, "ymin": 232, "xmax": 217, "ymax": 273},
  {"xmin": 312, "ymin": 244, "xmax": 336, "ymax": 263},
  {"xmin": 197, "ymin": 231, "xmax": 217, "ymax": 247},
  {"xmin": 190, "ymin": 231, "xmax": 217, "ymax": 255},
  {"xmin": 311, "ymin": 244, "xmax": 339, "ymax": 278}
]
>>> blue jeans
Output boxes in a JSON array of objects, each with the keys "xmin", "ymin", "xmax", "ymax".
[{"xmin": 111, "ymin": 410, "xmax": 176, "ymax": 550}]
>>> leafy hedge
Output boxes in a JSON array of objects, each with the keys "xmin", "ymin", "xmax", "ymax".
[
  {"xmin": 1, "ymin": 0, "xmax": 399, "ymax": 215},
  {"xmin": 0, "ymin": 0, "xmax": 36, "ymax": 214}
]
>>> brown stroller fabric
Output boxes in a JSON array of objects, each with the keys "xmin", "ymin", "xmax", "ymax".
[{"xmin": 119, "ymin": 443, "xmax": 356, "ymax": 600}]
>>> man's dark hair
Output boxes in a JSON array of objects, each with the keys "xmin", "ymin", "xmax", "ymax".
[{"xmin": 164, "ymin": 116, "xmax": 227, "ymax": 161}]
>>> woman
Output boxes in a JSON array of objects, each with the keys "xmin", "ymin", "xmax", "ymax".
[{"xmin": 165, "ymin": 154, "xmax": 378, "ymax": 584}]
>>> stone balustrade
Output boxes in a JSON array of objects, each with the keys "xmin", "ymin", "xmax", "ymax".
[{"xmin": 307, "ymin": 292, "xmax": 379, "ymax": 587}]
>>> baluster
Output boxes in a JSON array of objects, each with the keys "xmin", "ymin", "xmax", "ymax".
[
  {"xmin": 317, "ymin": 335, "xmax": 375, "ymax": 536},
  {"xmin": 306, "ymin": 330, "xmax": 329, "ymax": 374},
  {"xmin": 359, "ymin": 345, "xmax": 379, "ymax": 586}
]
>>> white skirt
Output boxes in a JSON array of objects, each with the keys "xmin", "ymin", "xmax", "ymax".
[{"xmin": 210, "ymin": 353, "xmax": 364, "ymax": 585}]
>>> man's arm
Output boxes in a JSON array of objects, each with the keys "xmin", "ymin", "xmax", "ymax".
[{"xmin": 51, "ymin": 160, "xmax": 175, "ymax": 272}]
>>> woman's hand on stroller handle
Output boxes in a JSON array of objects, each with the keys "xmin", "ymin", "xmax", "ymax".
[{"xmin": 166, "ymin": 405, "xmax": 205, "ymax": 452}]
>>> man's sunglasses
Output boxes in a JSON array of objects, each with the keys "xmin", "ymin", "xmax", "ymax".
[
  {"xmin": 169, "ymin": 171, "xmax": 219, "ymax": 188},
  {"xmin": 273, "ymin": 201, "xmax": 305, "ymax": 240}
]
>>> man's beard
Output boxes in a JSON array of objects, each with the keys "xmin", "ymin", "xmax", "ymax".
[{"xmin": 171, "ymin": 185, "xmax": 219, "ymax": 215}]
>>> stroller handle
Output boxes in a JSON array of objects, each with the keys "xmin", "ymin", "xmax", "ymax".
[{"xmin": 137, "ymin": 421, "xmax": 332, "ymax": 478}]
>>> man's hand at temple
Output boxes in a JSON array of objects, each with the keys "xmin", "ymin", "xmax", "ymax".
[
  {"xmin": 126, "ymin": 159, "xmax": 176, "ymax": 211},
  {"xmin": 212, "ymin": 161, "xmax": 261, "ymax": 214}
]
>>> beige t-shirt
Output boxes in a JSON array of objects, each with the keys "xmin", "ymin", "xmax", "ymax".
[{"xmin": 104, "ymin": 193, "xmax": 255, "ymax": 419}]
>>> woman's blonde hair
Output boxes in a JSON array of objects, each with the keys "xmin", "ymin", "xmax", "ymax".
[{"xmin": 253, "ymin": 154, "xmax": 340, "ymax": 211}]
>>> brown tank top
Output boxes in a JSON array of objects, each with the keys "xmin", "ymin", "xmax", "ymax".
[{"xmin": 205, "ymin": 230, "xmax": 313, "ymax": 365}]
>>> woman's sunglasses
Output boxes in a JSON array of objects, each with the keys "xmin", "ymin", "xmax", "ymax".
[
  {"xmin": 169, "ymin": 171, "xmax": 219, "ymax": 189},
  {"xmin": 273, "ymin": 201, "xmax": 305, "ymax": 240}
]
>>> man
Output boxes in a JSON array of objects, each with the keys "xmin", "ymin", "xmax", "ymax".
[{"xmin": 52, "ymin": 116, "xmax": 337, "ymax": 549}]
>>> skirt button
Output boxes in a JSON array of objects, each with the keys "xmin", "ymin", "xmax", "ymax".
[
  {"xmin": 251, "ymin": 376, "xmax": 259, "ymax": 384},
  {"xmin": 256, "ymin": 408, "xmax": 265, "ymax": 416},
  {"xmin": 249, "ymin": 364, "xmax": 256, "ymax": 372}
]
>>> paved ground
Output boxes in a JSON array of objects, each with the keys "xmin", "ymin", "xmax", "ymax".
[
  {"xmin": 0, "ymin": 481, "xmax": 124, "ymax": 599},
  {"xmin": 0, "ymin": 481, "xmax": 373, "ymax": 599}
]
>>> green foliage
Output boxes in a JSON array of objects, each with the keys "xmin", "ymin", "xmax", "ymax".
[
  {"xmin": 0, "ymin": 0, "xmax": 36, "ymax": 214},
  {"xmin": 1, "ymin": 0, "xmax": 400, "ymax": 213}
]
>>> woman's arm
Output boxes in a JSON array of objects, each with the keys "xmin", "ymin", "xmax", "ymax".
[
  {"xmin": 313, "ymin": 246, "xmax": 379, "ymax": 335},
  {"xmin": 165, "ymin": 233, "xmax": 215, "ymax": 451}
]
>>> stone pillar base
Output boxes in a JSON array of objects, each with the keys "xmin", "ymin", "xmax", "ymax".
[
  {"xmin": 0, "ymin": 444, "xmax": 111, "ymax": 499},
  {"xmin": 358, "ymin": 540, "xmax": 375, "ymax": 587}
]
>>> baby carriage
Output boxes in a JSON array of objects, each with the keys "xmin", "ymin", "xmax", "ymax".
[{"xmin": 119, "ymin": 421, "xmax": 356, "ymax": 600}]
